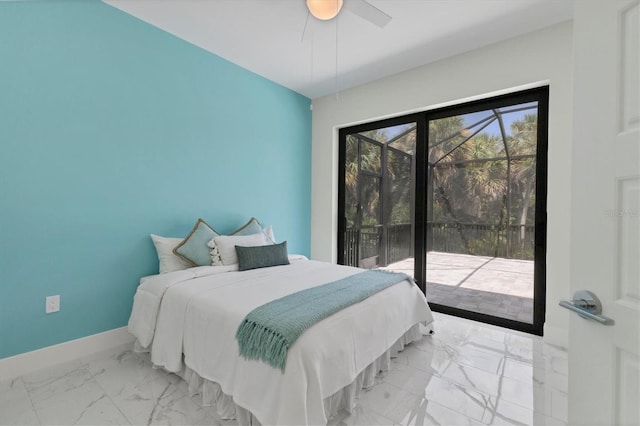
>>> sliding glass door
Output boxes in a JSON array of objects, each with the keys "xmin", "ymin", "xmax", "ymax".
[
  {"xmin": 422, "ymin": 90, "xmax": 547, "ymax": 331},
  {"xmin": 338, "ymin": 87, "xmax": 548, "ymax": 335}
]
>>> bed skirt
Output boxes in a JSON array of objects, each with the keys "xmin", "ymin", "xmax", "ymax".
[{"xmin": 179, "ymin": 323, "xmax": 428, "ymax": 425}]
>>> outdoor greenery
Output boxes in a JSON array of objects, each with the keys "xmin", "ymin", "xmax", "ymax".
[
  {"xmin": 344, "ymin": 107, "xmax": 538, "ymax": 261},
  {"xmin": 345, "ymin": 126, "xmax": 415, "ymax": 228}
]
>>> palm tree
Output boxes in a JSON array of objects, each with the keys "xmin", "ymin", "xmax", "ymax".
[{"xmin": 506, "ymin": 114, "xmax": 538, "ymax": 256}]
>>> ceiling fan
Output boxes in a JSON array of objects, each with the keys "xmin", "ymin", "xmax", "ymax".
[{"xmin": 305, "ymin": 0, "xmax": 392, "ymax": 27}]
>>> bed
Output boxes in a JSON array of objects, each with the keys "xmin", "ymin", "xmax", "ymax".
[{"xmin": 128, "ymin": 255, "xmax": 434, "ymax": 425}]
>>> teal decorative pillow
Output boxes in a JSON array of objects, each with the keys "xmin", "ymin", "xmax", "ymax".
[
  {"xmin": 236, "ymin": 241, "xmax": 290, "ymax": 271},
  {"xmin": 228, "ymin": 217, "xmax": 275, "ymax": 242},
  {"xmin": 233, "ymin": 217, "xmax": 264, "ymax": 236},
  {"xmin": 173, "ymin": 218, "xmax": 220, "ymax": 266}
]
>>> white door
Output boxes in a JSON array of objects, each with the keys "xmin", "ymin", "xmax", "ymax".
[{"xmin": 569, "ymin": 0, "xmax": 639, "ymax": 425}]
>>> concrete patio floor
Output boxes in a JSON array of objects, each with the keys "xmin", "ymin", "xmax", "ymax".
[{"xmin": 381, "ymin": 251, "xmax": 534, "ymax": 323}]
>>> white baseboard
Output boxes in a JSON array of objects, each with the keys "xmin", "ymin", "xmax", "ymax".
[
  {"xmin": 543, "ymin": 324, "xmax": 569, "ymax": 349},
  {"xmin": 0, "ymin": 327, "xmax": 135, "ymax": 382}
]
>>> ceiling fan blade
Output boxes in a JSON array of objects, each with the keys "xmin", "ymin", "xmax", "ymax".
[{"xmin": 343, "ymin": 0, "xmax": 391, "ymax": 28}]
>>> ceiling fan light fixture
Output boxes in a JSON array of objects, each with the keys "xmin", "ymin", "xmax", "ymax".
[{"xmin": 306, "ymin": 0, "xmax": 344, "ymax": 20}]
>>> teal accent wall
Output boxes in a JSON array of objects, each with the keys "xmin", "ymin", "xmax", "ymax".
[{"xmin": 0, "ymin": 1, "xmax": 311, "ymax": 359}]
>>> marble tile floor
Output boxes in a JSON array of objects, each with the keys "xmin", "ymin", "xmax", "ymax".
[{"xmin": 0, "ymin": 312, "xmax": 567, "ymax": 426}]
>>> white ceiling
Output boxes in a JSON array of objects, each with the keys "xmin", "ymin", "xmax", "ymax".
[{"xmin": 103, "ymin": 0, "xmax": 574, "ymax": 99}]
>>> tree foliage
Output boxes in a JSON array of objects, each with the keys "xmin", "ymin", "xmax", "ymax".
[{"xmin": 343, "ymin": 109, "xmax": 538, "ymax": 260}]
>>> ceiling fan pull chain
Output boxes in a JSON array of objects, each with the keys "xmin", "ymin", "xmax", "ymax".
[
  {"xmin": 335, "ymin": 16, "xmax": 339, "ymax": 101},
  {"xmin": 311, "ymin": 17, "xmax": 314, "ymax": 87}
]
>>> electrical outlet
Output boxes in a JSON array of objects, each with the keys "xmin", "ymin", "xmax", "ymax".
[{"xmin": 46, "ymin": 295, "xmax": 60, "ymax": 314}]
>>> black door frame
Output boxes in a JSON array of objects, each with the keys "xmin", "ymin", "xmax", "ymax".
[
  {"xmin": 338, "ymin": 113, "xmax": 424, "ymax": 269},
  {"xmin": 338, "ymin": 86, "xmax": 548, "ymax": 336}
]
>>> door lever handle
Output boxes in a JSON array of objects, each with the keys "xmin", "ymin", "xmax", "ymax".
[{"xmin": 559, "ymin": 290, "xmax": 614, "ymax": 325}]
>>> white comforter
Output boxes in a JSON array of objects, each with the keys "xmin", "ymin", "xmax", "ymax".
[{"xmin": 128, "ymin": 257, "xmax": 433, "ymax": 425}]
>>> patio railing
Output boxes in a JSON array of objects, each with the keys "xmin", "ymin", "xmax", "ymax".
[
  {"xmin": 429, "ymin": 222, "xmax": 535, "ymax": 260},
  {"xmin": 344, "ymin": 224, "xmax": 412, "ymax": 268},
  {"xmin": 344, "ymin": 221, "xmax": 534, "ymax": 268}
]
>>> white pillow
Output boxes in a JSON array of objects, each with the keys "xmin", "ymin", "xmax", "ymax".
[
  {"xmin": 206, "ymin": 238, "xmax": 224, "ymax": 266},
  {"xmin": 150, "ymin": 234, "xmax": 192, "ymax": 274},
  {"xmin": 263, "ymin": 225, "xmax": 275, "ymax": 243},
  {"xmin": 207, "ymin": 226, "xmax": 275, "ymax": 266},
  {"xmin": 213, "ymin": 233, "xmax": 269, "ymax": 265}
]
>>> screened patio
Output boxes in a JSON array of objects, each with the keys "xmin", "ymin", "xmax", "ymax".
[{"xmin": 341, "ymin": 98, "xmax": 540, "ymax": 325}]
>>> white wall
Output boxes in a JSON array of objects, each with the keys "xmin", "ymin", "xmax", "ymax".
[{"xmin": 310, "ymin": 21, "xmax": 573, "ymax": 347}]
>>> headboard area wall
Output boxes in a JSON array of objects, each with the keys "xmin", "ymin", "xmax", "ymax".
[{"xmin": 0, "ymin": 1, "xmax": 312, "ymax": 358}]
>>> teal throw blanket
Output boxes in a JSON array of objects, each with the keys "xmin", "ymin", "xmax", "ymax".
[{"xmin": 235, "ymin": 269, "xmax": 410, "ymax": 372}]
